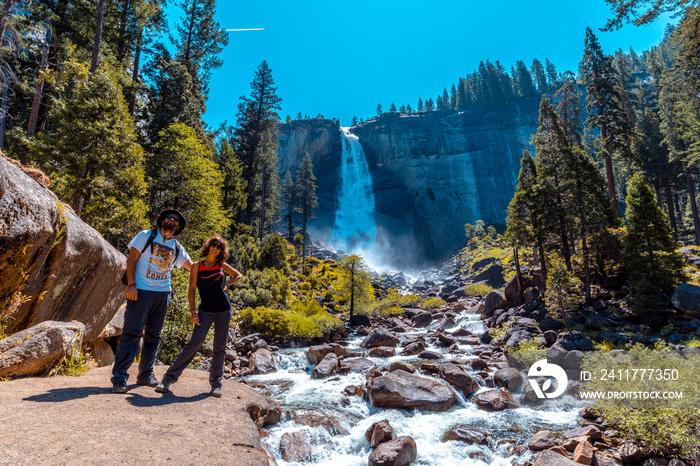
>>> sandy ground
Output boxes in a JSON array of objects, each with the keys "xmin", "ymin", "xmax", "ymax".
[{"xmin": 0, "ymin": 365, "xmax": 278, "ymax": 465}]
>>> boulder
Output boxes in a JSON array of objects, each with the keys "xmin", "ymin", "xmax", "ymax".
[
  {"xmin": 473, "ymin": 264, "xmax": 505, "ymax": 288},
  {"xmin": 306, "ymin": 343, "xmax": 350, "ymax": 365},
  {"xmin": 573, "ymin": 440, "xmax": 594, "ymax": 465},
  {"xmin": 365, "ymin": 420, "xmax": 395, "ymax": 448},
  {"xmin": 584, "ymin": 315, "xmax": 613, "ymax": 331},
  {"xmin": 533, "ymin": 450, "xmax": 581, "ymax": 466},
  {"xmin": 493, "ymin": 367, "xmax": 523, "ymax": 392},
  {"xmin": 469, "ymin": 358, "xmax": 489, "ymax": 371},
  {"xmin": 389, "ymin": 361, "xmax": 416, "ymax": 373},
  {"xmin": 98, "ymin": 303, "xmax": 126, "ymax": 338},
  {"xmin": 293, "ymin": 409, "xmax": 348, "ymax": 436},
  {"xmin": 84, "ymin": 339, "xmax": 115, "ymax": 367},
  {"xmin": 470, "ymin": 387, "xmax": 519, "ymax": 412},
  {"xmin": 367, "ymin": 369, "xmax": 456, "ymax": 412},
  {"xmin": 524, "ymin": 287, "xmax": 541, "ymax": 303},
  {"xmin": 417, "ymin": 350, "xmax": 442, "ymax": 359},
  {"xmin": 361, "ymin": 328, "xmax": 400, "ymax": 348},
  {"xmin": 368, "ymin": 436, "xmax": 417, "ymax": 466},
  {"xmin": 482, "ymin": 290, "xmax": 507, "ymax": 318},
  {"xmin": 442, "ymin": 425, "xmax": 489, "ymax": 445},
  {"xmin": 617, "ymin": 442, "xmax": 643, "ymax": 463},
  {"xmin": 311, "ymin": 352, "xmax": 338, "ymax": 378},
  {"xmin": 400, "ymin": 340, "xmax": 425, "ymax": 356},
  {"xmin": 539, "ymin": 317, "xmax": 566, "ymax": 332},
  {"xmin": 528, "ymin": 430, "xmax": 559, "ymax": 451},
  {"xmin": 350, "ymin": 314, "xmax": 371, "ymax": 327},
  {"xmin": 0, "ymin": 321, "xmax": 85, "ymax": 377},
  {"xmin": 671, "ymin": 283, "xmax": 700, "ymax": 312},
  {"xmin": 248, "ymin": 348, "xmax": 277, "ymax": 375},
  {"xmin": 339, "ymin": 357, "xmax": 375, "ymax": 374},
  {"xmin": 279, "ymin": 431, "xmax": 313, "ymax": 463},
  {"xmin": 438, "ymin": 363, "xmax": 480, "ymax": 398},
  {"xmin": 369, "ymin": 346, "xmax": 396, "ymax": 358},
  {"xmin": 563, "ymin": 425, "xmax": 602, "ymax": 441},
  {"xmin": 411, "ymin": 312, "xmax": 432, "ymax": 328},
  {"xmin": 504, "ymin": 274, "xmax": 521, "ymax": 305},
  {"xmin": 0, "ymin": 156, "xmax": 126, "ymax": 341}
]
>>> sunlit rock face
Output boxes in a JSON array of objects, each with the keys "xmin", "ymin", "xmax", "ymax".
[{"xmin": 276, "ymin": 100, "xmax": 539, "ymax": 266}]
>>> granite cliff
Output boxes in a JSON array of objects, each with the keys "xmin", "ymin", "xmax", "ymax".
[{"xmin": 276, "ymin": 100, "xmax": 540, "ymax": 267}]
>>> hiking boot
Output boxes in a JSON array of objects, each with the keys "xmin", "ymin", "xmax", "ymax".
[
  {"xmin": 111, "ymin": 381, "xmax": 128, "ymax": 394},
  {"xmin": 210, "ymin": 386, "xmax": 222, "ymax": 398},
  {"xmin": 136, "ymin": 374, "xmax": 158, "ymax": 387},
  {"xmin": 155, "ymin": 379, "xmax": 171, "ymax": 393}
]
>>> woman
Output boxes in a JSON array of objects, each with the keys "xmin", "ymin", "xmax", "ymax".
[{"xmin": 155, "ymin": 235, "xmax": 242, "ymax": 397}]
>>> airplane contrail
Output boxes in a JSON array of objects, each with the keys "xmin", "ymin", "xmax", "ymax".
[{"xmin": 225, "ymin": 28, "xmax": 265, "ymax": 32}]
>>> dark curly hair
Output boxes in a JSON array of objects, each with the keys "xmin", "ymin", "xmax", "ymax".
[{"xmin": 200, "ymin": 235, "xmax": 229, "ymax": 266}]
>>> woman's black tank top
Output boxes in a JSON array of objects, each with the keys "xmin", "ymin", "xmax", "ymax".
[{"xmin": 197, "ymin": 262, "xmax": 231, "ymax": 312}]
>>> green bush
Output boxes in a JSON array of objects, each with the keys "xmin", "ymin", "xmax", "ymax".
[
  {"xmin": 258, "ymin": 233, "xmax": 289, "ymax": 274},
  {"xmin": 507, "ymin": 337, "xmax": 545, "ymax": 368},
  {"xmin": 229, "ymin": 268, "xmax": 291, "ymax": 308},
  {"xmin": 48, "ymin": 348, "xmax": 95, "ymax": 377},
  {"xmin": 464, "ymin": 283, "xmax": 494, "ymax": 297},
  {"xmin": 421, "ymin": 297, "xmax": 445, "ymax": 309},
  {"xmin": 581, "ymin": 343, "xmax": 700, "ymax": 456},
  {"xmin": 234, "ymin": 306, "xmax": 291, "ymax": 337}
]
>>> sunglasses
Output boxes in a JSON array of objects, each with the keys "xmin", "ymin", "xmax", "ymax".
[
  {"xmin": 209, "ymin": 242, "xmax": 223, "ymax": 250},
  {"xmin": 165, "ymin": 214, "xmax": 180, "ymax": 223}
]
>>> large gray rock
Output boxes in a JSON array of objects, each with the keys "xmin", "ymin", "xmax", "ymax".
[
  {"xmin": 365, "ymin": 420, "xmax": 395, "ymax": 448},
  {"xmin": 473, "ymin": 264, "xmax": 505, "ymax": 288},
  {"xmin": 367, "ymin": 369, "xmax": 456, "ymax": 412},
  {"xmin": 0, "ymin": 320, "xmax": 85, "ymax": 377},
  {"xmin": 671, "ymin": 283, "xmax": 700, "ymax": 313},
  {"xmin": 279, "ymin": 431, "xmax": 313, "ymax": 463},
  {"xmin": 248, "ymin": 348, "xmax": 277, "ymax": 375},
  {"xmin": 470, "ymin": 387, "xmax": 519, "ymax": 412},
  {"xmin": 533, "ymin": 450, "xmax": 581, "ymax": 465},
  {"xmin": 493, "ymin": 367, "xmax": 523, "ymax": 392},
  {"xmin": 0, "ymin": 155, "xmax": 126, "ymax": 341},
  {"xmin": 339, "ymin": 357, "xmax": 375, "ymax": 374},
  {"xmin": 438, "ymin": 363, "xmax": 480, "ymax": 398},
  {"xmin": 361, "ymin": 328, "xmax": 400, "ymax": 348},
  {"xmin": 368, "ymin": 436, "xmax": 417, "ymax": 466},
  {"xmin": 442, "ymin": 425, "xmax": 490, "ymax": 445},
  {"xmin": 311, "ymin": 352, "xmax": 338, "ymax": 379},
  {"xmin": 306, "ymin": 343, "xmax": 350, "ymax": 365},
  {"xmin": 482, "ymin": 290, "xmax": 507, "ymax": 318}
]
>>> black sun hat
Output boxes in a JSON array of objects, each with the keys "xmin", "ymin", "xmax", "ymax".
[{"xmin": 156, "ymin": 209, "xmax": 187, "ymax": 236}]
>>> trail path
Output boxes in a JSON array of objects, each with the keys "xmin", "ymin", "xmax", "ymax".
[{"xmin": 0, "ymin": 366, "xmax": 278, "ymax": 465}]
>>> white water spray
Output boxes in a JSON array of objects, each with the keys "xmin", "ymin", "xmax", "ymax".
[{"xmin": 331, "ymin": 128, "xmax": 377, "ymax": 254}]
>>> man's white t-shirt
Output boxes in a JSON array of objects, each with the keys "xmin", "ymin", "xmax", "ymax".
[{"xmin": 128, "ymin": 230, "xmax": 191, "ymax": 292}]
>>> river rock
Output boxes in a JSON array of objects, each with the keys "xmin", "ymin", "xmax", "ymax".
[
  {"xmin": 389, "ymin": 361, "xmax": 416, "ymax": 373},
  {"xmin": 279, "ymin": 431, "xmax": 313, "ymax": 462},
  {"xmin": 367, "ymin": 369, "xmax": 456, "ymax": 412},
  {"xmin": 473, "ymin": 264, "xmax": 505, "ymax": 288},
  {"xmin": 306, "ymin": 343, "xmax": 350, "ymax": 365},
  {"xmin": 311, "ymin": 352, "xmax": 338, "ymax": 378},
  {"xmin": 573, "ymin": 439, "xmax": 594, "ymax": 465},
  {"xmin": 369, "ymin": 346, "xmax": 396, "ymax": 358},
  {"xmin": 618, "ymin": 442, "xmax": 643, "ymax": 463},
  {"xmin": 412, "ymin": 312, "xmax": 432, "ymax": 328},
  {"xmin": 365, "ymin": 420, "xmax": 395, "ymax": 448},
  {"xmin": 0, "ymin": 156, "xmax": 127, "ymax": 341},
  {"xmin": 361, "ymin": 328, "xmax": 400, "ymax": 348},
  {"xmin": 493, "ymin": 367, "xmax": 523, "ymax": 392},
  {"xmin": 504, "ymin": 274, "xmax": 521, "ymax": 305},
  {"xmin": 671, "ymin": 283, "xmax": 700, "ymax": 312},
  {"xmin": 368, "ymin": 436, "xmax": 417, "ymax": 466},
  {"xmin": 563, "ymin": 425, "xmax": 602, "ymax": 441},
  {"xmin": 539, "ymin": 317, "xmax": 566, "ymax": 332},
  {"xmin": 482, "ymin": 290, "xmax": 507, "ymax": 318},
  {"xmin": 442, "ymin": 425, "xmax": 489, "ymax": 445},
  {"xmin": 469, "ymin": 358, "xmax": 489, "ymax": 371},
  {"xmin": 293, "ymin": 409, "xmax": 348, "ymax": 436},
  {"xmin": 528, "ymin": 430, "xmax": 559, "ymax": 451},
  {"xmin": 0, "ymin": 321, "xmax": 85, "ymax": 377},
  {"xmin": 438, "ymin": 363, "xmax": 480, "ymax": 398},
  {"xmin": 339, "ymin": 357, "xmax": 375, "ymax": 374},
  {"xmin": 471, "ymin": 387, "xmax": 519, "ymax": 412},
  {"xmin": 533, "ymin": 450, "xmax": 581, "ymax": 465},
  {"xmin": 248, "ymin": 348, "xmax": 277, "ymax": 375},
  {"xmin": 417, "ymin": 350, "xmax": 442, "ymax": 359},
  {"xmin": 400, "ymin": 340, "xmax": 425, "ymax": 356}
]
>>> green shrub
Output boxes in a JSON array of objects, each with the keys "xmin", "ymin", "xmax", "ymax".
[
  {"xmin": 234, "ymin": 306, "xmax": 291, "ymax": 337},
  {"xmin": 488, "ymin": 320, "xmax": 514, "ymax": 342},
  {"xmin": 421, "ymin": 297, "xmax": 445, "ymax": 309},
  {"xmin": 49, "ymin": 348, "xmax": 95, "ymax": 377},
  {"xmin": 464, "ymin": 283, "xmax": 494, "ymax": 297},
  {"xmin": 229, "ymin": 268, "xmax": 291, "ymax": 308},
  {"xmin": 507, "ymin": 337, "xmax": 545, "ymax": 368},
  {"xmin": 258, "ymin": 233, "xmax": 289, "ymax": 274},
  {"xmin": 581, "ymin": 343, "xmax": 700, "ymax": 456}
]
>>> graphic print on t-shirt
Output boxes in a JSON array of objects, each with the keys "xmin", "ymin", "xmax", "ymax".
[{"xmin": 146, "ymin": 242, "xmax": 174, "ymax": 280}]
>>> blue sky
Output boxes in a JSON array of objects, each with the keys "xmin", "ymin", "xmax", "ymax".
[{"xmin": 185, "ymin": 1, "xmax": 674, "ymax": 129}]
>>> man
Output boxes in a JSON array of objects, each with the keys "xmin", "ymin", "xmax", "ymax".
[{"xmin": 111, "ymin": 209, "xmax": 193, "ymax": 393}]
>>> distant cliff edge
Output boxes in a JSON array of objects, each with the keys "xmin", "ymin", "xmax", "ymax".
[{"xmin": 277, "ymin": 100, "xmax": 540, "ymax": 268}]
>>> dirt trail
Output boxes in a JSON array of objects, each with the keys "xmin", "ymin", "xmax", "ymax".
[{"xmin": 0, "ymin": 365, "xmax": 279, "ymax": 465}]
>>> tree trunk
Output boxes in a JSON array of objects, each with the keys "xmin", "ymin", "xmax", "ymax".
[
  {"xmin": 513, "ymin": 245, "xmax": 523, "ymax": 304},
  {"xmin": 28, "ymin": 28, "xmax": 51, "ymax": 138},
  {"xmin": 687, "ymin": 170, "xmax": 700, "ymax": 245},
  {"xmin": 128, "ymin": 23, "xmax": 143, "ymax": 115},
  {"xmin": 537, "ymin": 235, "xmax": 547, "ymax": 287},
  {"xmin": 90, "ymin": 0, "xmax": 107, "ymax": 73},
  {"xmin": 664, "ymin": 178, "xmax": 678, "ymax": 241},
  {"xmin": 259, "ymin": 163, "xmax": 267, "ymax": 240},
  {"xmin": 349, "ymin": 267, "xmax": 355, "ymax": 324},
  {"xmin": 0, "ymin": 71, "xmax": 8, "ymax": 151},
  {"xmin": 0, "ymin": 0, "xmax": 14, "ymax": 49},
  {"xmin": 116, "ymin": 0, "xmax": 132, "ymax": 63},
  {"xmin": 581, "ymin": 225, "xmax": 591, "ymax": 303}
]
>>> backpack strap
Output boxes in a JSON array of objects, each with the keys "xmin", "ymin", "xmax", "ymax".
[{"xmin": 173, "ymin": 240, "xmax": 181, "ymax": 264}]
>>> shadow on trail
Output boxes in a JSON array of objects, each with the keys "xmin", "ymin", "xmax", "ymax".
[
  {"xmin": 23, "ymin": 386, "xmax": 210, "ymax": 405},
  {"xmin": 126, "ymin": 391, "xmax": 210, "ymax": 407}
]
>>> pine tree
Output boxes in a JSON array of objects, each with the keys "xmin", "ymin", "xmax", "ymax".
[
  {"xmin": 147, "ymin": 123, "xmax": 229, "ymax": 247},
  {"xmin": 296, "ymin": 151, "xmax": 318, "ymax": 264},
  {"xmin": 545, "ymin": 58, "xmax": 560, "ymax": 92},
  {"xmin": 531, "ymin": 58, "xmax": 547, "ymax": 94},
  {"xmin": 425, "ymin": 98, "xmax": 434, "ymax": 112},
  {"xmin": 337, "ymin": 254, "xmax": 373, "ymax": 324},
  {"xmin": 417, "ymin": 97, "xmax": 424, "ymax": 112},
  {"xmin": 513, "ymin": 60, "xmax": 536, "ymax": 97},
  {"xmin": 623, "ymin": 173, "xmax": 685, "ymax": 319},
  {"xmin": 26, "ymin": 61, "xmax": 149, "ymax": 248},
  {"xmin": 233, "ymin": 61, "xmax": 282, "ymax": 239},
  {"xmin": 376, "ymin": 103, "xmax": 382, "ymax": 115},
  {"xmin": 580, "ymin": 26, "xmax": 635, "ymax": 218},
  {"xmin": 280, "ymin": 170, "xmax": 297, "ymax": 240},
  {"xmin": 553, "ymin": 71, "xmax": 583, "ymax": 147},
  {"xmin": 389, "ymin": 103, "xmax": 396, "ymax": 112},
  {"xmin": 216, "ymin": 138, "xmax": 246, "ymax": 231}
]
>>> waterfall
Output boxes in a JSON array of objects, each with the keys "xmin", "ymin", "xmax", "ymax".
[{"xmin": 331, "ymin": 127, "xmax": 377, "ymax": 253}]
